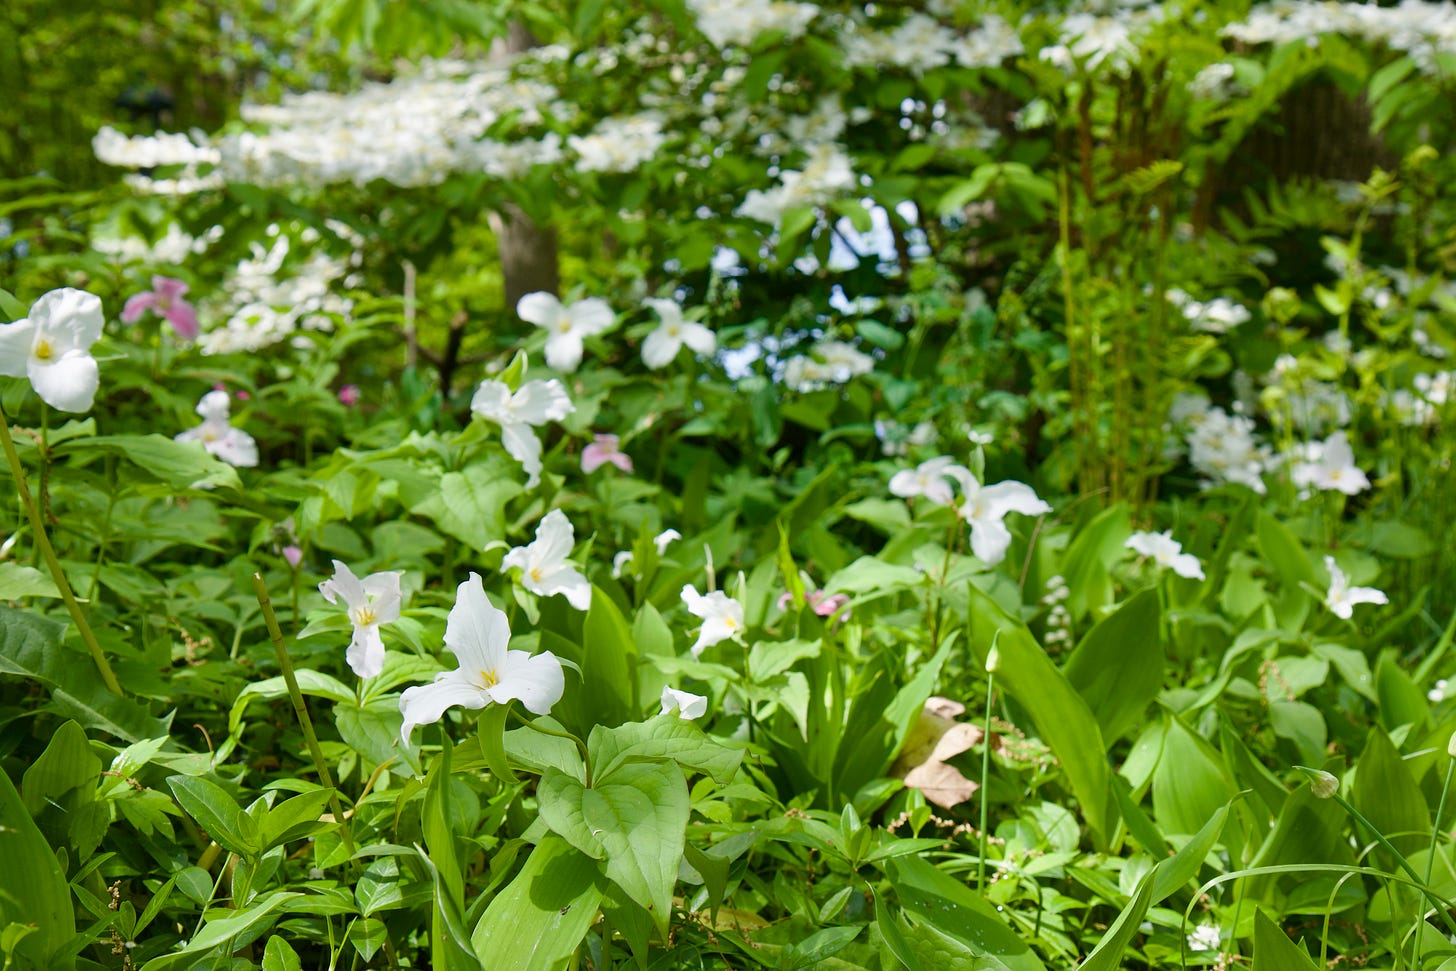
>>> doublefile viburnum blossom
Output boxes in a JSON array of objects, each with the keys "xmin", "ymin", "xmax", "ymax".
[
  {"xmin": 661, "ymin": 686, "xmax": 708, "ymax": 720},
  {"xmin": 0, "ymin": 288, "xmax": 104, "ymax": 413},
  {"xmin": 582, "ymin": 434, "xmax": 633, "ymax": 474},
  {"xmin": 175, "ymin": 390, "xmax": 258, "ymax": 467},
  {"xmin": 501, "ymin": 509, "xmax": 592, "ymax": 611},
  {"xmin": 642, "ymin": 298, "xmax": 716, "ymax": 369},
  {"xmin": 470, "ymin": 375, "xmax": 574, "ymax": 488},
  {"xmin": 121, "ymin": 276, "xmax": 200, "ymax": 340},
  {"xmin": 1323, "ymin": 556, "xmax": 1388, "ymax": 620},
  {"xmin": 517, "ymin": 292, "xmax": 615, "ymax": 373},
  {"xmin": 1125, "ymin": 531, "xmax": 1205, "ymax": 580},
  {"xmin": 399, "ymin": 573, "xmax": 564, "ymax": 743},
  {"xmin": 318, "ymin": 561, "xmax": 404, "ymax": 679},
  {"xmin": 681, "ymin": 585, "xmax": 745, "ymax": 657},
  {"xmin": 889, "ymin": 456, "xmax": 965, "ymax": 507},
  {"xmin": 946, "ymin": 467, "xmax": 1052, "ymax": 567}
]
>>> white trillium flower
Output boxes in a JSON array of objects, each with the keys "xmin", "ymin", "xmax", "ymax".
[
  {"xmin": 1125, "ymin": 530, "xmax": 1205, "ymax": 580},
  {"xmin": 889, "ymin": 456, "xmax": 966, "ymax": 507},
  {"xmin": 1323, "ymin": 556, "xmax": 1388, "ymax": 620},
  {"xmin": 0, "ymin": 287, "xmax": 104, "ymax": 413},
  {"xmin": 641, "ymin": 298, "xmax": 716, "ymax": 369},
  {"xmin": 501, "ymin": 509, "xmax": 592, "ymax": 611},
  {"xmin": 175, "ymin": 391, "xmax": 259, "ymax": 467},
  {"xmin": 660, "ymin": 685, "xmax": 708, "ymax": 721},
  {"xmin": 318, "ymin": 560, "xmax": 404, "ymax": 679},
  {"xmin": 681, "ymin": 584, "xmax": 745, "ymax": 657},
  {"xmin": 470, "ymin": 376, "xmax": 574, "ymax": 488},
  {"xmin": 517, "ymin": 292, "xmax": 615, "ymax": 373},
  {"xmin": 399, "ymin": 573, "xmax": 565, "ymax": 743},
  {"xmin": 1291, "ymin": 431, "xmax": 1370, "ymax": 496},
  {"xmin": 946, "ymin": 467, "xmax": 1052, "ymax": 567}
]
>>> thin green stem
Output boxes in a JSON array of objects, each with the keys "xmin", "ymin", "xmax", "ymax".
[
  {"xmin": 1414, "ymin": 754, "xmax": 1456, "ymax": 959},
  {"xmin": 0, "ymin": 403, "xmax": 121, "ymax": 694},
  {"xmin": 979, "ymin": 630, "xmax": 1000, "ymax": 893},
  {"xmin": 510, "ymin": 710, "xmax": 592, "ymax": 786},
  {"xmin": 251, "ymin": 572, "xmax": 358, "ymax": 864}
]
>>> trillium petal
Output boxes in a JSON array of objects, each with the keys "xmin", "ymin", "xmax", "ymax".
[
  {"xmin": 661, "ymin": 685, "xmax": 707, "ymax": 720},
  {"xmin": 0, "ymin": 320, "xmax": 36, "ymax": 377},
  {"xmin": 399, "ymin": 671, "xmax": 489, "ymax": 743},
  {"xmin": 319, "ymin": 560, "xmax": 366, "ymax": 608},
  {"xmin": 570, "ymin": 298, "xmax": 615, "ymax": 335},
  {"xmin": 500, "ymin": 423, "xmax": 544, "ymax": 488},
  {"xmin": 121, "ymin": 291, "xmax": 160, "ymax": 324},
  {"xmin": 981, "ymin": 480, "xmax": 1052, "ymax": 519},
  {"xmin": 163, "ymin": 304, "xmax": 201, "ymax": 341},
  {"xmin": 29, "ymin": 352, "xmax": 99, "ymax": 413},
  {"xmin": 517, "ymin": 291, "xmax": 564, "ymax": 328},
  {"xmin": 641, "ymin": 326, "xmax": 679, "ymax": 369},
  {"xmin": 30, "ymin": 288, "xmax": 103, "ymax": 353},
  {"xmin": 512, "ymin": 379, "xmax": 574, "ymax": 425},
  {"xmin": 196, "ymin": 390, "xmax": 232, "ymax": 422},
  {"xmin": 444, "ymin": 573, "xmax": 510, "ymax": 676},
  {"xmin": 681, "ymin": 322, "xmax": 717, "ymax": 356},
  {"xmin": 1170, "ymin": 553, "xmax": 1206, "ymax": 580},
  {"xmin": 346, "ymin": 625, "xmax": 386, "ymax": 679},
  {"xmin": 470, "ymin": 380, "xmax": 511, "ymax": 422},
  {"xmin": 211, "ymin": 427, "xmax": 258, "ymax": 467},
  {"xmin": 153, "ymin": 276, "xmax": 189, "ymax": 302},
  {"xmin": 533, "ymin": 509, "xmax": 576, "ymax": 568},
  {"xmin": 642, "ymin": 298, "xmax": 683, "ymax": 327},
  {"xmin": 487, "ymin": 649, "xmax": 565, "ymax": 715},
  {"xmin": 969, "ymin": 518, "xmax": 1014, "ymax": 567},
  {"xmin": 544, "ymin": 330, "xmax": 585, "ymax": 372},
  {"xmin": 534, "ymin": 566, "xmax": 592, "ymax": 611},
  {"xmin": 360, "ymin": 571, "xmax": 404, "ymax": 624}
]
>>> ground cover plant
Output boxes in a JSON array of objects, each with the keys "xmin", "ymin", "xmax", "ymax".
[{"xmin": 4, "ymin": 0, "xmax": 1456, "ymax": 967}]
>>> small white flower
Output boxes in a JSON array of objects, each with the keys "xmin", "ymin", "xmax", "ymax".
[
  {"xmin": 947, "ymin": 468, "xmax": 1052, "ymax": 567},
  {"xmin": 681, "ymin": 584, "xmax": 745, "ymax": 657},
  {"xmin": 501, "ymin": 509, "xmax": 592, "ymax": 611},
  {"xmin": 1291, "ymin": 431, "xmax": 1370, "ymax": 496},
  {"xmin": 1429, "ymin": 678, "xmax": 1448, "ymax": 703},
  {"xmin": 1186, "ymin": 923, "xmax": 1220, "ymax": 953},
  {"xmin": 1323, "ymin": 556, "xmax": 1388, "ymax": 620},
  {"xmin": 1125, "ymin": 530, "xmax": 1205, "ymax": 580},
  {"xmin": 470, "ymin": 374, "xmax": 574, "ymax": 488},
  {"xmin": 642, "ymin": 298, "xmax": 716, "ymax": 369},
  {"xmin": 175, "ymin": 391, "xmax": 258, "ymax": 467},
  {"xmin": 889, "ymin": 456, "xmax": 966, "ymax": 507},
  {"xmin": 0, "ymin": 288, "xmax": 104, "ymax": 413},
  {"xmin": 517, "ymin": 292, "xmax": 615, "ymax": 373},
  {"xmin": 318, "ymin": 560, "xmax": 404, "ymax": 679},
  {"xmin": 660, "ymin": 685, "xmax": 708, "ymax": 720},
  {"xmin": 399, "ymin": 573, "xmax": 565, "ymax": 743},
  {"xmin": 654, "ymin": 529, "xmax": 681, "ymax": 554},
  {"xmin": 611, "ymin": 550, "xmax": 634, "ymax": 579}
]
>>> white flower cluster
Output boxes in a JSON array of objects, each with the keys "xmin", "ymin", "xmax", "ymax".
[
  {"xmin": 1168, "ymin": 290, "xmax": 1252, "ymax": 334},
  {"xmin": 1385, "ymin": 370, "xmax": 1454, "ymax": 426},
  {"xmin": 874, "ymin": 419, "xmax": 937, "ymax": 457},
  {"xmin": 1184, "ymin": 405, "xmax": 1271, "ymax": 493},
  {"xmin": 197, "ymin": 224, "xmax": 361, "ymax": 355},
  {"xmin": 93, "ymin": 222, "xmax": 221, "ymax": 266},
  {"xmin": 568, "ymin": 113, "xmax": 668, "ymax": 174},
  {"xmin": 686, "ymin": 0, "xmax": 819, "ymax": 48},
  {"xmin": 93, "ymin": 126, "xmax": 221, "ymax": 169},
  {"xmin": 1041, "ymin": 574, "xmax": 1073, "ymax": 649},
  {"xmin": 1223, "ymin": 0, "xmax": 1456, "ymax": 73},
  {"xmin": 842, "ymin": 14, "xmax": 1024, "ymax": 74},
  {"xmin": 1040, "ymin": 7, "xmax": 1166, "ymax": 73},
  {"xmin": 781, "ymin": 339, "xmax": 875, "ymax": 391},
  {"xmin": 737, "ymin": 144, "xmax": 857, "ymax": 225}
]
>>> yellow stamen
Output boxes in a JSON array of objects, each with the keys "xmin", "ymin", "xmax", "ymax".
[
  {"xmin": 352, "ymin": 606, "xmax": 377, "ymax": 626},
  {"xmin": 33, "ymin": 339, "xmax": 54, "ymax": 362},
  {"xmin": 479, "ymin": 669, "xmax": 499, "ymax": 687},
  {"xmin": 529, "ymin": 566, "xmax": 544, "ymax": 583}
]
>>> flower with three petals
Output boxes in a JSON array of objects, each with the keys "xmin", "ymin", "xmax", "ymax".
[
  {"xmin": 681, "ymin": 584, "xmax": 745, "ymax": 657},
  {"xmin": 471, "ymin": 375, "xmax": 574, "ymax": 488},
  {"xmin": 501, "ymin": 509, "xmax": 592, "ymax": 611},
  {"xmin": 121, "ymin": 276, "xmax": 200, "ymax": 341},
  {"xmin": 945, "ymin": 467, "xmax": 1052, "ymax": 567},
  {"xmin": 642, "ymin": 298, "xmax": 716, "ymax": 369},
  {"xmin": 318, "ymin": 560, "xmax": 404, "ymax": 679},
  {"xmin": 176, "ymin": 390, "xmax": 258, "ymax": 467},
  {"xmin": 0, "ymin": 287, "xmax": 104, "ymax": 413},
  {"xmin": 1125, "ymin": 531, "xmax": 1205, "ymax": 580},
  {"xmin": 518, "ymin": 292, "xmax": 615, "ymax": 373},
  {"xmin": 1323, "ymin": 556, "xmax": 1388, "ymax": 620}
]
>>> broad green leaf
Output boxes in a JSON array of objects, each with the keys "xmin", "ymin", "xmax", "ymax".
[
  {"xmin": 262, "ymin": 936, "xmax": 303, "ymax": 971},
  {"xmin": 356, "ymin": 858, "xmax": 405, "ymax": 917},
  {"xmin": 0, "ymin": 606, "xmax": 168, "ymax": 742},
  {"xmin": 1375, "ymin": 651, "xmax": 1429, "ymax": 733},
  {"xmin": 584, "ymin": 761, "xmax": 689, "ymax": 934},
  {"xmin": 21, "ymin": 719, "xmax": 100, "ymax": 814},
  {"xmin": 588, "ymin": 714, "xmax": 742, "ymax": 785},
  {"xmin": 225, "ymin": 670, "xmax": 354, "ymax": 744},
  {"xmin": 1351, "ymin": 727, "xmax": 1429, "ymax": 858},
  {"xmin": 1058, "ymin": 503, "xmax": 1131, "ymax": 620},
  {"xmin": 419, "ymin": 461, "xmax": 521, "ymax": 550},
  {"xmin": 579, "ymin": 586, "xmax": 637, "ymax": 729},
  {"xmin": 260, "ymin": 788, "xmax": 335, "ymax": 849},
  {"xmin": 1151, "ymin": 714, "xmax": 1237, "ymax": 837},
  {"xmin": 139, "ymin": 891, "xmax": 301, "ymax": 969},
  {"xmin": 967, "ymin": 584, "xmax": 1115, "ymax": 846},
  {"xmin": 471, "ymin": 836, "xmax": 605, "ymax": 970},
  {"xmin": 0, "ymin": 562, "xmax": 59, "ymax": 599},
  {"xmin": 883, "ymin": 856, "xmax": 1046, "ymax": 971},
  {"xmin": 1252, "ymin": 908, "xmax": 1320, "ymax": 969},
  {"xmin": 0, "ymin": 767, "xmax": 74, "ymax": 970},
  {"xmin": 1064, "ymin": 588, "xmax": 1163, "ymax": 743},
  {"xmin": 62, "ymin": 434, "xmax": 241, "ymax": 491},
  {"xmin": 537, "ymin": 768, "xmax": 604, "ymax": 860},
  {"xmin": 168, "ymin": 776, "xmax": 261, "ymax": 857},
  {"xmin": 335, "ymin": 700, "xmax": 420, "ymax": 775}
]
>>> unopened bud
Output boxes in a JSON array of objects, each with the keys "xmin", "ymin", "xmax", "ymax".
[
  {"xmin": 1447, "ymin": 731, "xmax": 1456, "ymax": 759},
  {"xmin": 1306, "ymin": 769, "xmax": 1339, "ymax": 799}
]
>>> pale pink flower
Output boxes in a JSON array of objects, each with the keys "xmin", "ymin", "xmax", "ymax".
[
  {"xmin": 582, "ymin": 434, "xmax": 633, "ymax": 474},
  {"xmin": 121, "ymin": 276, "xmax": 200, "ymax": 341},
  {"xmin": 338, "ymin": 385, "xmax": 360, "ymax": 406},
  {"xmin": 282, "ymin": 545, "xmax": 303, "ymax": 569}
]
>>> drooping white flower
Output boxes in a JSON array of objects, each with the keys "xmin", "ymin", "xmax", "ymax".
[
  {"xmin": 501, "ymin": 509, "xmax": 592, "ymax": 611},
  {"xmin": 1125, "ymin": 531, "xmax": 1205, "ymax": 580},
  {"xmin": 470, "ymin": 376, "xmax": 574, "ymax": 488},
  {"xmin": 399, "ymin": 573, "xmax": 565, "ymax": 743},
  {"xmin": 681, "ymin": 584, "xmax": 745, "ymax": 657},
  {"xmin": 1323, "ymin": 556, "xmax": 1388, "ymax": 620},
  {"xmin": 1291, "ymin": 431, "xmax": 1370, "ymax": 496},
  {"xmin": 660, "ymin": 685, "xmax": 708, "ymax": 721},
  {"xmin": 0, "ymin": 288, "xmax": 104, "ymax": 413},
  {"xmin": 947, "ymin": 468, "xmax": 1052, "ymax": 567},
  {"xmin": 642, "ymin": 298, "xmax": 716, "ymax": 369},
  {"xmin": 517, "ymin": 292, "xmax": 614, "ymax": 373},
  {"xmin": 889, "ymin": 456, "xmax": 966, "ymax": 507},
  {"xmin": 318, "ymin": 560, "xmax": 404, "ymax": 679},
  {"xmin": 654, "ymin": 529, "xmax": 681, "ymax": 554},
  {"xmin": 611, "ymin": 550, "xmax": 634, "ymax": 579},
  {"xmin": 175, "ymin": 390, "xmax": 258, "ymax": 467}
]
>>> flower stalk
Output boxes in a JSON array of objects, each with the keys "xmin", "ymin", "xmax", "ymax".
[
  {"xmin": 252, "ymin": 572, "xmax": 357, "ymax": 861},
  {"xmin": 0, "ymin": 402, "xmax": 122, "ymax": 695}
]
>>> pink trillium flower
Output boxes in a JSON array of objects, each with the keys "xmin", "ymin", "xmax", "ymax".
[
  {"xmin": 582, "ymin": 434, "xmax": 633, "ymax": 474},
  {"xmin": 777, "ymin": 589, "xmax": 852, "ymax": 619},
  {"xmin": 121, "ymin": 276, "xmax": 200, "ymax": 341},
  {"xmin": 338, "ymin": 385, "xmax": 360, "ymax": 406}
]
